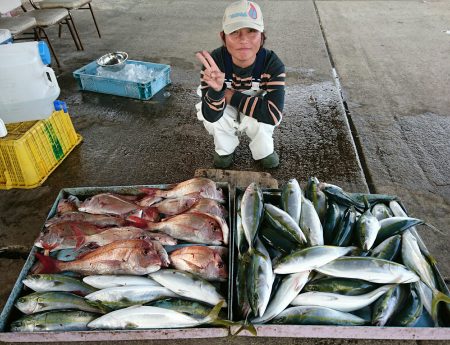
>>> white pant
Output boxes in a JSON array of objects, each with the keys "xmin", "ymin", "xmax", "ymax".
[{"xmin": 195, "ymin": 88, "xmax": 275, "ymax": 160}]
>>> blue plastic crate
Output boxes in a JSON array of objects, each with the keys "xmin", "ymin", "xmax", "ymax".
[{"xmin": 72, "ymin": 60, "xmax": 171, "ymax": 100}]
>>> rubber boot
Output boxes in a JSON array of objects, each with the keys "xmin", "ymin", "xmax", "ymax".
[
  {"xmin": 260, "ymin": 151, "xmax": 279, "ymax": 169},
  {"xmin": 214, "ymin": 152, "xmax": 234, "ymax": 169}
]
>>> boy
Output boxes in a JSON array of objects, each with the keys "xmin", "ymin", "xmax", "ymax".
[{"xmin": 196, "ymin": 0, "xmax": 285, "ymax": 169}]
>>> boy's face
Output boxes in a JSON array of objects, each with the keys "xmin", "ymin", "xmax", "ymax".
[{"xmin": 225, "ymin": 28, "xmax": 262, "ymax": 68}]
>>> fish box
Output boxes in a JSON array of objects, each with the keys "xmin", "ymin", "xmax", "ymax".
[
  {"xmin": 72, "ymin": 60, "xmax": 171, "ymax": 100},
  {"xmin": 0, "ymin": 104, "xmax": 82, "ymax": 190},
  {"xmin": 0, "ymin": 183, "xmax": 231, "ymax": 342},
  {"xmin": 230, "ymin": 188, "xmax": 450, "ymax": 340}
]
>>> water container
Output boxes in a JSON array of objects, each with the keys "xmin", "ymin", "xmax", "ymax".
[
  {"xmin": 0, "ymin": 41, "xmax": 60, "ymax": 124},
  {"xmin": 0, "ymin": 29, "xmax": 12, "ymax": 45}
]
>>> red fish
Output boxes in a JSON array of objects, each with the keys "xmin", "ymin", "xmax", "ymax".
[
  {"xmin": 145, "ymin": 212, "xmax": 227, "ymax": 245},
  {"xmin": 169, "ymin": 246, "xmax": 228, "ymax": 282},
  {"xmin": 35, "ymin": 239, "xmax": 163, "ymax": 275},
  {"xmin": 142, "ymin": 178, "xmax": 225, "ymax": 203}
]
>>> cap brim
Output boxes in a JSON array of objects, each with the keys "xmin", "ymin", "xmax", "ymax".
[{"xmin": 223, "ymin": 22, "xmax": 264, "ymax": 35}]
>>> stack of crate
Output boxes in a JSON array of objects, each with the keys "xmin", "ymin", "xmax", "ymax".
[{"xmin": 0, "ymin": 101, "xmax": 82, "ymax": 189}]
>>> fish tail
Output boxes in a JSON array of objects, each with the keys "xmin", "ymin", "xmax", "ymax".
[
  {"xmin": 203, "ymin": 300, "xmax": 225, "ymax": 324},
  {"xmin": 34, "ymin": 252, "xmax": 61, "ymax": 273},
  {"xmin": 70, "ymin": 224, "xmax": 86, "ymax": 249},
  {"xmin": 431, "ymin": 290, "xmax": 450, "ymax": 322},
  {"xmin": 230, "ymin": 318, "xmax": 257, "ymax": 337}
]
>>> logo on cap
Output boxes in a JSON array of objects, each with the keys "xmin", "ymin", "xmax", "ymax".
[{"xmin": 248, "ymin": 3, "xmax": 257, "ymax": 19}]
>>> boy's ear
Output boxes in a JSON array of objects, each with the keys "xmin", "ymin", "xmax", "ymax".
[
  {"xmin": 220, "ymin": 31, "xmax": 226, "ymax": 46},
  {"xmin": 260, "ymin": 32, "xmax": 266, "ymax": 47}
]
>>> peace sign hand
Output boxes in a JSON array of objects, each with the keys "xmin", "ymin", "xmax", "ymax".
[{"xmin": 196, "ymin": 50, "xmax": 225, "ymax": 92}]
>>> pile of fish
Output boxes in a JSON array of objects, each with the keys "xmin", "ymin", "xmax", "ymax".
[
  {"xmin": 11, "ymin": 178, "xmax": 230, "ymax": 332},
  {"xmin": 235, "ymin": 178, "xmax": 450, "ymax": 327}
]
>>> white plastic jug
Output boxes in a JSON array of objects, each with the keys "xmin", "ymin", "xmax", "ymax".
[{"xmin": 0, "ymin": 41, "xmax": 60, "ymax": 124}]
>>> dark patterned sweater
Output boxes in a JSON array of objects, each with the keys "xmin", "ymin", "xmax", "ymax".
[{"xmin": 199, "ymin": 46, "xmax": 285, "ymax": 126}]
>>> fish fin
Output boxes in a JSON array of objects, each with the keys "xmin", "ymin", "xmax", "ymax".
[
  {"xmin": 427, "ymin": 255, "xmax": 438, "ymax": 266},
  {"xmin": 34, "ymin": 253, "xmax": 60, "ymax": 273},
  {"xmin": 179, "ymin": 258, "xmax": 205, "ymax": 271},
  {"xmin": 37, "ymin": 302, "xmax": 48, "ymax": 309},
  {"xmin": 34, "ymin": 323, "xmax": 47, "ymax": 330},
  {"xmin": 203, "ymin": 300, "xmax": 224, "ymax": 324},
  {"xmin": 140, "ymin": 188, "xmax": 162, "ymax": 197},
  {"xmin": 424, "ymin": 222, "xmax": 444, "ymax": 235},
  {"xmin": 363, "ymin": 196, "xmax": 370, "ymax": 210},
  {"xmin": 71, "ymin": 224, "xmax": 86, "ymax": 249},
  {"xmin": 85, "ymin": 300, "xmax": 110, "ymax": 314},
  {"xmin": 126, "ymin": 215, "xmax": 149, "ymax": 228},
  {"xmin": 125, "ymin": 322, "xmax": 139, "ymax": 329},
  {"xmin": 431, "ymin": 290, "xmax": 450, "ymax": 323}
]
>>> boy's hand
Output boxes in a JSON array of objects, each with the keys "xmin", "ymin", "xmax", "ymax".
[{"xmin": 196, "ymin": 50, "xmax": 225, "ymax": 92}]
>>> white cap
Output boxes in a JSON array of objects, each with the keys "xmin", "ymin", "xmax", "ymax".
[{"xmin": 222, "ymin": 1, "xmax": 264, "ymax": 35}]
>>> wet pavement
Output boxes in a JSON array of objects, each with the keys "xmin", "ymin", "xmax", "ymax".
[{"xmin": 0, "ymin": 0, "xmax": 448, "ymax": 344}]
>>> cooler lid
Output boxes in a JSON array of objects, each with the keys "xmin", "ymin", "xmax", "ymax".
[
  {"xmin": 38, "ymin": 41, "xmax": 51, "ymax": 65},
  {"xmin": 0, "ymin": 29, "xmax": 11, "ymax": 43}
]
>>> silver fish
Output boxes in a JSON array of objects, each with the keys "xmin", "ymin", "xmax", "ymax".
[
  {"xmin": 402, "ymin": 230, "xmax": 436, "ymax": 289},
  {"xmin": 22, "ymin": 274, "xmax": 96, "ymax": 296},
  {"xmin": 15, "ymin": 291, "xmax": 102, "ymax": 314},
  {"xmin": 371, "ymin": 203, "xmax": 393, "ymax": 221},
  {"xmin": 291, "ymin": 285, "xmax": 394, "ymax": 312},
  {"xmin": 316, "ymin": 257, "xmax": 420, "ymax": 284},
  {"xmin": 264, "ymin": 203, "xmax": 307, "ymax": 246},
  {"xmin": 247, "ymin": 239, "xmax": 273, "ymax": 317},
  {"xmin": 236, "ymin": 209, "xmax": 247, "ymax": 254},
  {"xmin": 372, "ymin": 285, "xmax": 403, "ymax": 326},
  {"xmin": 83, "ymin": 275, "xmax": 160, "ymax": 289},
  {"xmin": 389, "ymin": 201, "xmax": 432, "ymax": 260},
  {"xmin": 241, "ymin": 183, "xmax": 264, "ymax": 249},
  {"xmin": 300, "ymin": 198, "xmax": 324, "ymax": 246},
  {"xmin": 252, "ymin": 271, "xmax": 310, "ymax": 324},
  {"xmin": 355, "ymin": 208, "xmax": 380, "ymax": 250},
  {"xmin": 305, "ymin": 177, "xmax": 327, "ymax": 222},
  {"xmin": 11, "ymin": 310, "xmax": 98, "ymax": 332},
  {"xmin": 272, "ymin": 306, "xmax": 366, "ymax": 326},
  {"xmin": 149, "ymin": 269, "xmax": 226, "ymax": 307},
  {"xmin": 281, "ymin": 178, "xmax": 302, "ymax": 224},
  {"xmin": 85, "ymin": 285, "xmax": 178, "ymax": 309},
  {"xmin": 87, "ymin": 301, "xmax": 223, "ymax": 329},
  {"xmin": 273, "ymin": 246, "xmax": 356, "ymax": 274}
]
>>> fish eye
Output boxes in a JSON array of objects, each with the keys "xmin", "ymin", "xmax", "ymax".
[
  {"xmin": 17, "ymin": 297, "xmax": 26, "ymax": 303},
  {"xmin": 217, "ymin": 263, "xmax": 224, "ymax": 268}
]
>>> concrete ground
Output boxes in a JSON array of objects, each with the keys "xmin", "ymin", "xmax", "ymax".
[{"xmin": 0, "ymin": 0, "xmax": 448, "ymax": 343}]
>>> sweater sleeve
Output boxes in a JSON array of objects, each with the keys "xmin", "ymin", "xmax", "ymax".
[
  {"xmin": 229, "ymin": 54, "xmax": 285, "ymax": 126},
  {"xmin": 199, "ymin": 50, "xmax": 227, "ymax": 123}
]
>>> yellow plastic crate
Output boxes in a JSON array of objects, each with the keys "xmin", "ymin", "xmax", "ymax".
[{"xmin": 0, "ymin": 109, "xmax": 82, "ymax": 189}]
